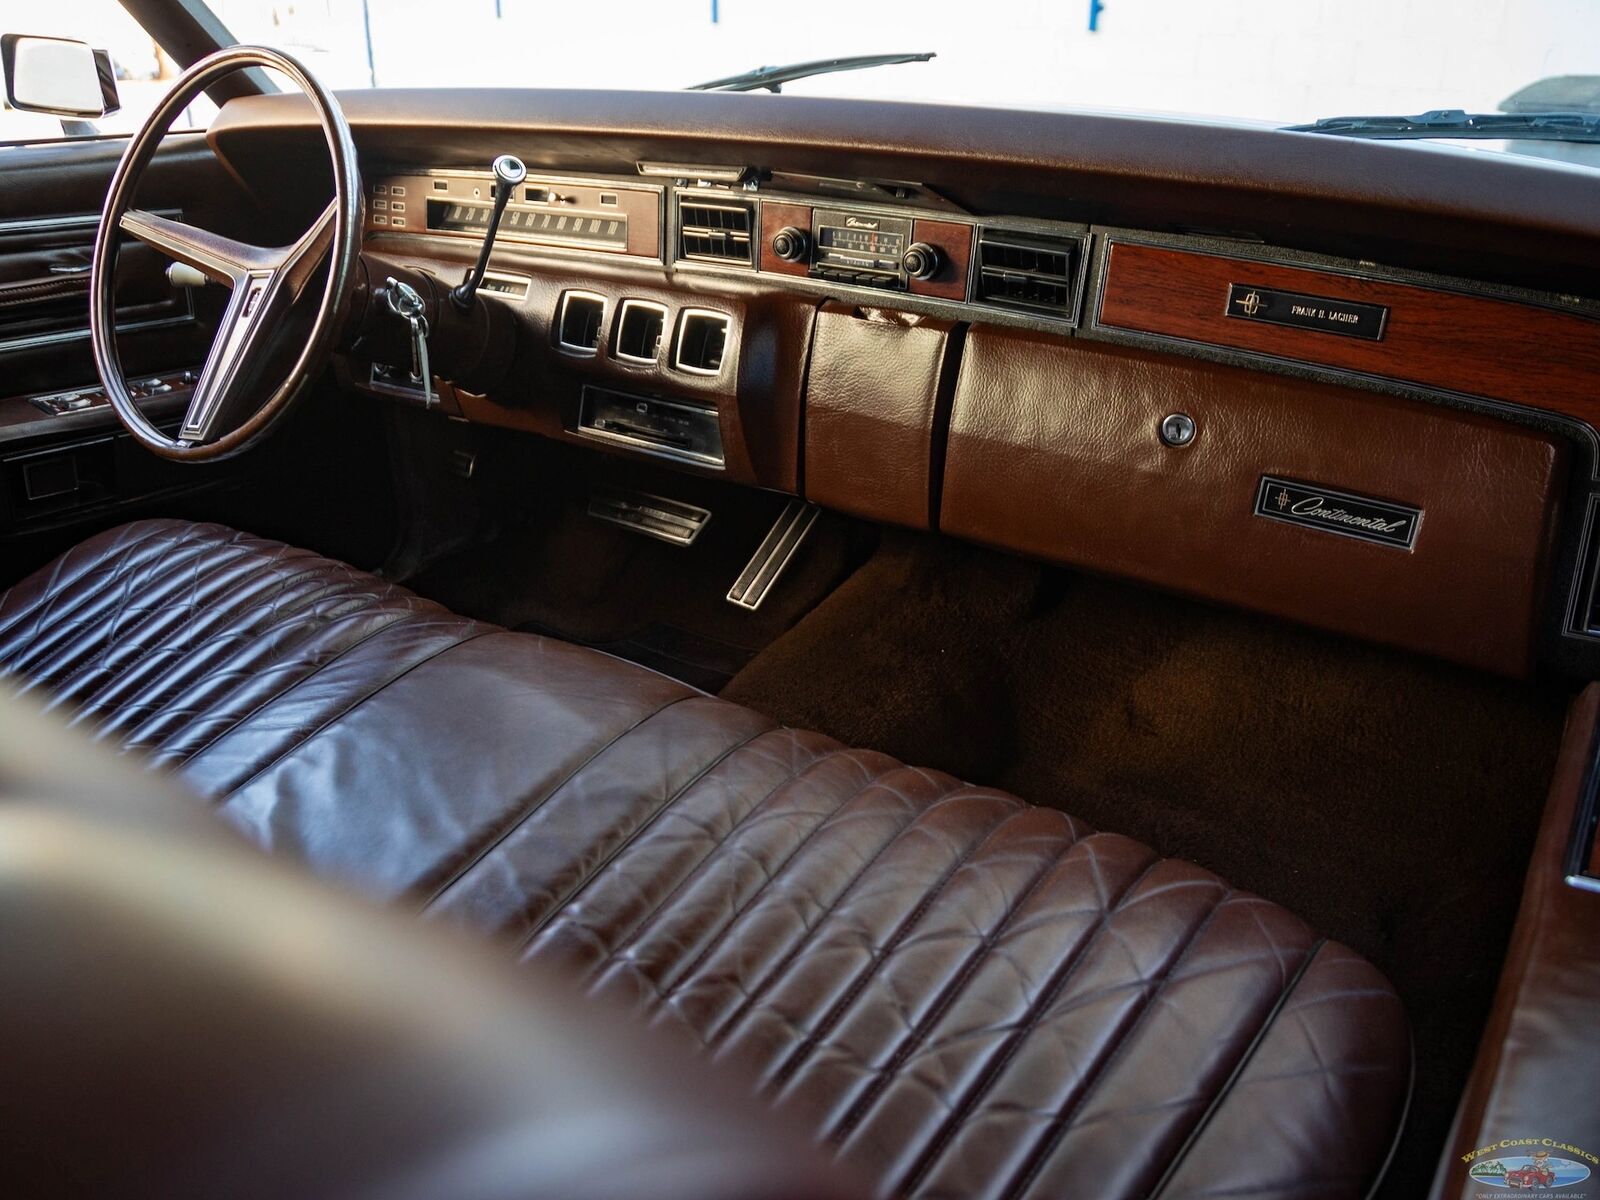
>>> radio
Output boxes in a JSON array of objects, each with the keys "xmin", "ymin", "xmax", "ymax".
[{"xmin": 788, "ymin": 207, "xmax": 941, "ymax": 291}]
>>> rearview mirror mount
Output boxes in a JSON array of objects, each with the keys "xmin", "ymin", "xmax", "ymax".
[{"xmin": 1, "ymin": 33, "xmax": 121, "ymax": 119}]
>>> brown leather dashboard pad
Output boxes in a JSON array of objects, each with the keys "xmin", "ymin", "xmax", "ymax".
[
  {"xmin": 804, "ymin": 304, "xmax": 959, "ymax": 528},
  {"xmin": 940, "ymin": 332, "xmax": 1565, "ymax": 676}
]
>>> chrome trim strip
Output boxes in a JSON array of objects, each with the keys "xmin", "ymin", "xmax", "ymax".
[
  {"xmin": 576, "ymin": 388, "xmax": 725, "ymax": 470},
  {"xmin": 479, "ymin": 268, "xmax": 532, "ymax": 299},
  {"xmin": 640, "ymin": 162, "xmax": 749, "ymax": 182},
  {"xmin": 576, "ymin": 422, "xmax": 726, "ymax": 469},
  {"xmin": 0, "ymin": 205, "xmax": 182, "ymax": 236},
  {"xmin": 180, "ymin": 268, "xmax": 274, "ymax": 440},
  {"xmin": 727, "ymin": 500, "xmax": 821, "ymax": 611},
  {"xmin": 0, "ymin": 206, "xmax": 195, "ymax": 352},
  {"xmin": 1564, "ymin": 495, "xmax": 1600, "ymax": 642},
  {"xmin": 0, "ymin": 305, "xmax": 195, "ymax": 353},
  {"xmin": 367, "ymin": 167, "xmax": 666, "ymax": 265},
  {"xmin": 0, "ymin": 212, "xmax": 103, "ymax": 235},
  {"xmin": 587, "ymin": 488, "xmax": 711, "ymax": 546}
]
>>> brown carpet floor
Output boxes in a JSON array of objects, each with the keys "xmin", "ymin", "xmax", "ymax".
[{"xmin": 722, "ymin": 531, "xmax": 1571, "ymax": 1200}]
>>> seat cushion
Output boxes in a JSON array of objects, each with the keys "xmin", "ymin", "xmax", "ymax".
[{"xmin": 0, "ymin": 520, "xmax": 1410, "ymax": 1199}]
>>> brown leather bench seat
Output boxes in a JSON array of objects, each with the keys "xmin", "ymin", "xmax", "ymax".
[{"xmin": 0, "ymin": 519, "xmax": 1411, "ymax": 1199}]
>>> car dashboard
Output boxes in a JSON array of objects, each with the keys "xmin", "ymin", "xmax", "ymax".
[{"xmin": 156, "ymin": 88, "xmax": 1598, "ymax": 686}]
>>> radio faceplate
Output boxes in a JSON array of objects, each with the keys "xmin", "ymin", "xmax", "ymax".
[{"xmin": 810, "ymin": 207, "xmax": 914, "ymax": 290}]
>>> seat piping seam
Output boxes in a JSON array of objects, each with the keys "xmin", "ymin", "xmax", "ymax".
[
  {"xmin": 767, "ymin": 795, "xmax": 1031, "ymax": 1093},
  {"xmin": 1147, "ymin": 938, "xmax": 1328, "ymax": 1200},
  {"xmin": 0, "ymin": 522, "xmax": 173, "ymax": 648},
  {"xmin": 216, "ymin": 628, "xmax": 495, "ymax": 802},
  {"xmin": 8, "ymin": 525, "xmax": 257, "ymax": 654},
  {"xmin": 424, "ymin": 692, "xmax": 726, "ymax": 911},
  {"xmin": 825, "ymin": 817, "xmax": 1085, "ymax": 1145},
  {"xmin": 510, "ymin": 710, "xmax": 781, "ymax": 950},
  {"xmin": 0, "ymin": 527, "xmax": 221, "ymax": 676},
  {"xmin": 896, "ymin": 847, "xmax": 1166, "ymax": 1198},
  {"xmin": 595, "ymin": 739, "xmax": 853, "ymax": 981},
  {"xmin": 616, "ymin": 750, "xmax": 917, "ymax": 1006},
  {"xmin": 701, "ymin": 782, "xmax": 1016, "ymax": 1050},
  {"xmin": 128, "ymin": 585, "xmax": 432, "ymax": 754},
  {"xmin": 39, "ymin": 553, "xmax": 360, "ymax": 717},
  {"xmin": 180, "ymin": 608, "xmax": 466, "ymax": 769},
  {"xmin": 1000, "ymin": 883, "xmax": 1238, "ymax": 1200}
]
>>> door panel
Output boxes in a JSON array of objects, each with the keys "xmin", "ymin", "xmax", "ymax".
[
  {"xmin": 0, "ymin": 133, "xmax": 253, "ymax": 397},
  {"xmin": 0, "ymin": 132, "xmax": 268, "ymax": 557},
  {"xmin": 0, "ymin": 209, "xmax": 192, "ymax": 350}
]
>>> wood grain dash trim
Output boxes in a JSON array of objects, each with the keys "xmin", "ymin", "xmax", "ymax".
[{"xmin": 1098, "ymin": 241, "xmax": 1600, "ymax": 432}]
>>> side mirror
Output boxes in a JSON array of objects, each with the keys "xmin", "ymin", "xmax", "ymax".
[{"xmin": 1, "ymin": 34, "xmax": 121, "ymax": 119}]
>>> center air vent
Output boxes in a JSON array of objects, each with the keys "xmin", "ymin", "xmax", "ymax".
[
  {"xmin": 556, "ymin": 291, "xmax": 605, "ymax": 354},
  {"xmin": 974, "ymin": 229, "xmax": 1082, "ymax": 319},
  {"xmin": 677, "ymin": 198, "xmax": 754, "ymax": 266},
  {"xmin": 674, "ymin": 309, "xmax": 731, "ymax": 376}
]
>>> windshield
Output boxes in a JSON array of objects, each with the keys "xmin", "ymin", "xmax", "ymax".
[
  {"xmin": 11, "ymin": 0, "xmax": 1600, "ymax": 168},
  {"xmin": 204, "ymin": 0, "xmax": 1599, "ymax": 113}
]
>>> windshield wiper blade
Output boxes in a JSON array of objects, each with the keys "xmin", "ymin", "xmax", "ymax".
[
  {"xmin": 1285, "ymin": 108, "xmax": 1600, "ymax": 143},
  {"xmin": 689, "ymin": 51, "xmax": 935, "ymax": 94}
]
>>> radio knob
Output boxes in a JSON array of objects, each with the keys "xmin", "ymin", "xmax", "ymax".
[
  {"xmin": 770, "ymin": 226, "xmax": 809, "ymax": 263},
  {"xmin": 902, "ymin": 242, "xmax": 942, "ymax": 281}
]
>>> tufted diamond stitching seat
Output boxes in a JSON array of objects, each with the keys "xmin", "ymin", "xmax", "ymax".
[{"xmin": 0, "ymin": 520, "xmax": 1410, "ymax": 1199}]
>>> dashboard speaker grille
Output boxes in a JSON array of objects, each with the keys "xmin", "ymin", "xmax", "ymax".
[
  {"xmin": 677, "ymin": 198, "xmax": 754, "ymax": 265},
  {"xmin": 975, "ymin": 229, "xmax": 1081, "ymax": 317}
]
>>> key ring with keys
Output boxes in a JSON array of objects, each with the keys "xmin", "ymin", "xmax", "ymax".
[{"xmin": 384, "ymin": 277, "xmax": 435, "ymax": 408}]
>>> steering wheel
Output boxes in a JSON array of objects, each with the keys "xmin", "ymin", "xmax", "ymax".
[{"xmin": 90, "ymin": 46, "xmax": 362, "ymax": 461}]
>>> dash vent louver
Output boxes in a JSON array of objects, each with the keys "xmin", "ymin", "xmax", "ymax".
[
  {"xmin": 974, "ymin": 229, "xmax": 1082, "ymax": 318},
  {"xmin": 677, "ymin": 198, "xmax": 754, "ymax": 265}
]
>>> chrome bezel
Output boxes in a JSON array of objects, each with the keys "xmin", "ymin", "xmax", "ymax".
[
  {"xmin": 613, "ymin": 298, "xmax": 669, "ymax": 365},
  {"xmin": 555, "ymin": 289, "xmax": 607, "ymax": 357},
  {"xmin": 672, "ymin": 307, "xmax": 732, "ymax": 377}
]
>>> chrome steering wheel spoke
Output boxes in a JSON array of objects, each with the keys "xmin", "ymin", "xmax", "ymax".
[
  {"xmin": 119, "ymin": 201, "xmax": 341, "ymax": 446},
  {"xmin": 119, "ymin": 209, "xmax": 280, "ymax": 286},
  {"xmin": 179, "ymin": 269, "xmax": 278, "ymax": 444}
]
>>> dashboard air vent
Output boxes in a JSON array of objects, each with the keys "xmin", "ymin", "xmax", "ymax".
[
  {"xmin": 677, "ymin": 198, "xmax": 754, "ymax": 266},
  {"xmin": 557, "ymin": 291, "xmax": 605, "ymax": 354},
  {"xmin": 974, "ymin": 230, "xmax": 1081, "ymax": 318},
  {"xmin": 674, "ymin": 309, "xmax": 730, "ymax": 376}
]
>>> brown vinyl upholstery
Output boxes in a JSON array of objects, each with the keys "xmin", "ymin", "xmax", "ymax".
[{"xmin": 0, "ymin": 520, "xmax": 1412, "ymax": 1199}]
